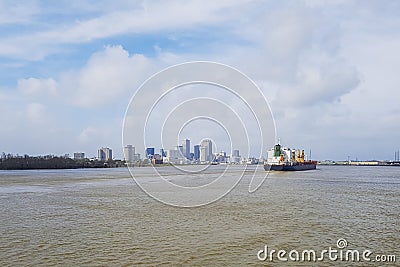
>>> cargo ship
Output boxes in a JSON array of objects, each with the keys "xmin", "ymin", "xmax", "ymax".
[{"xmin": 264, "ymin": 143, "xmax": 317, "ymax": 171}]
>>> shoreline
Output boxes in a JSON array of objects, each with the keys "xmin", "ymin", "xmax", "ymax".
[{"xmin": 1, "ymin": 162, "xmax": 400, "ymax": 171}]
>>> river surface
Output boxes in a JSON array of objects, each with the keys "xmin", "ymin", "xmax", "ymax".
[{"xmin": 0, "ymin": 165, "xmax": 399, "ymax": 266}]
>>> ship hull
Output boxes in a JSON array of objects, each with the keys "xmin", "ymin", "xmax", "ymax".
[{"xmin": 264, "ymin": 163, "xmax": 316, "ymax": 171}]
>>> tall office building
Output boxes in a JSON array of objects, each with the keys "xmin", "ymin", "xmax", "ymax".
[
  {"xmin": 98, "ymin": 147, "xmax": 112, "ymax": 161},
  {"xmin": 160, "ymin": 148, "xmax": 166, "ymax": 157},
  {"xmin": 177, "ymin": 145, "xmax": 184, "ymax": 158},
  {"xmin": 167, "ymin": 149, "xmax": 182, "ymax": 164},
  {"xmin": 194, "ymin": 145, "xmax": 200, "ymax": 160},
  {"xmin": 200, "ymin": 139, "xmax": 213, "ymax": 162},
  {"xmin": 124, "ymin": 145, "xmax": 135, "ymax": 162},
  {"xmin": 182, "ymin": 139, "xmax": 190, "ymax": 159},
  {"xmin": 146, "ymin": 147, "xmax": 155, "ymax": 159},
  {"xmin": 231, "ymin": 149, "xmax": 241, "ymax": 163}
]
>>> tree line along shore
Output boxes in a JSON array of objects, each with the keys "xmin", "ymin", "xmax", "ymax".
[{"xmin": 0, "ymin": 154, "xmax": 125, "ymax": 170}]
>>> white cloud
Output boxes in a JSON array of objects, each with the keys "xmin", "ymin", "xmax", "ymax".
[
  {"xmin": 26, "ymin": 102, "xmax": 46, "ymax": 123},
  {"xmin": 0, "ymin": 45, "xmax": 174, "ymax": 157},
  {"xmin": 14, "ymin": 45, "xmax": 162, "ymax": 108},
  {"xmin": 63, "ymin": 45, "xmax": 160, "ymax": 107},
  {"xmin": 77, "ymin": 120, "xmax": 123, "ymax": 158},
  {"xmin": 0, "ymin": 0, "xmax": 244, "ymax": 60},
  {"xmin": 18, "ymin": 77, "xmax": 58, "ymax": 96},
  {"xmin": 273, "ymin": 60, "xmax": 360, "ymax": 107},
  {"xmin": 261, "ymin": 7, "xmax": 316, "ymax": 78},
  {"xmin": 0, "ymin": 0, "xmax": 39, "ymax": 24},
  {"xmin": 304, "ymin": 0, "xmax": 350, "ymax": 8}
]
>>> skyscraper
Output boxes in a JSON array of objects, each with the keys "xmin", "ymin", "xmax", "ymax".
[
  {"xmin": 177, "ymin": 145, "xmax": 184, "ymax": 158},
  {"xmin": 182, "ymin": 139, "xmax": 190, "ymax": 159},
  {"xmin": 146, "ymin": 147, "xmax": 155, "ymax": 159},
  {"xmin": 98, "ymin": 147, "xmax": 112, "ymax": 161},
  {"xmin": 231, "ymin": 149, "xmax": 241, "ymax": 164},
  {"xmin": 160, "ymin": 148, "xmax": 166, "ymax": 157},
  {"xmin": 194, "ymin": 145, "xmax": 200, "ymax": 161},
  {"xmin": 200, "ymin": 139, "xmax": 213, "ymax": 162},
  {"xmin": 124, "ymin": 145, "xmax": 135, "ymax": 162}
]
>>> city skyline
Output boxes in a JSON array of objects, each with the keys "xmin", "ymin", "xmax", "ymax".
[
  {"xmin": 142, "ymin": 138, "xmax": 221, "ymax": 163},
  {"xmin": 3, "ymin": 140, "xmax": 400, "ymax": 162},
  {"xmin": 125, "ymin": 137, "xmax": 246, "ymax": 163}
]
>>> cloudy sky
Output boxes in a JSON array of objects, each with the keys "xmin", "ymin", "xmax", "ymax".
[{"xmin": 1, "ymin": 0, "xmax": 399, "ymax": 160}]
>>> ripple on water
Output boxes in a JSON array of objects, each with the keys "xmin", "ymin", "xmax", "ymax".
[{"xmin": 0, "ymin": 166, "xmax": 399, "ymax": 266}]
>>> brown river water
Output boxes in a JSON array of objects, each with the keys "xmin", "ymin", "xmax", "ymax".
[{"xmin": 0, "ymin": 165, "xmax": 399, "ymax": 266}]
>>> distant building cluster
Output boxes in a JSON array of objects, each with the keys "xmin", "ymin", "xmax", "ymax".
[
  {"xmin": 68, "ymin": 140, "xmax": 257, "ymax": 166},
  {"xmin": 72, "ymin": 147, "xmax": 113, "ymax": 161},
  {"xmin": 131, "ymin": 138, "xmax": 249, "ymax": 165}
]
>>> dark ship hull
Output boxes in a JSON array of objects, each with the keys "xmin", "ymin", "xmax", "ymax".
[{"xmin": 264, "ymin": 162, "xmax": 317, "ymax": 171}]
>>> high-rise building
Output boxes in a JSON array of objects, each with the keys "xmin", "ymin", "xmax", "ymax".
[
  {"xmin": 167, "ymin": 149, "xmax": 181, "ymax": 164},
  {"xmin": 160, "ymin": 148, "xmax": 166, "ymax": 157},
  {"xmin": 146, "ymin": 147, "xmax": 155, "ymax": 159},
  {"xmin": 124, "ymin": 145, "xmax": 135, "ymax": 162},
  {"xmin": 216, "ymin": 151, "xmax": 227, "ymax": 163},
  {"xmin": 98, "ymin": 147, "xmax": 112, "ymax": 161},
  {"xmin": 167, "ymin": 149, "xmax": 179, "ymax": 158},
  {"xmin": 231, "ymin": 149, "xmax": 241, "ymax": 164},
  {"xmin": 194, "ymin": 145, "xmax": 200, "ymax": 160},
  {"xmin": 200, "ymin": 139, "xmax": 213, "ymax": 162},
  {"xmin": 182, "ymin": 139, "xmax": 190, "ymax": 159},
  {"xmin": 177, "ymin": 145, "xmax": 184, "ymax": 158},
  {"xmin": 73, "ymin": 152, "xmax": 85, "ymax": 160}
]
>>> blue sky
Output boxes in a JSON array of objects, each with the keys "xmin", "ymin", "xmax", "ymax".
[{"xmin": 1, "ymin": 0, "xmax": 400, "ymax": 160}]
